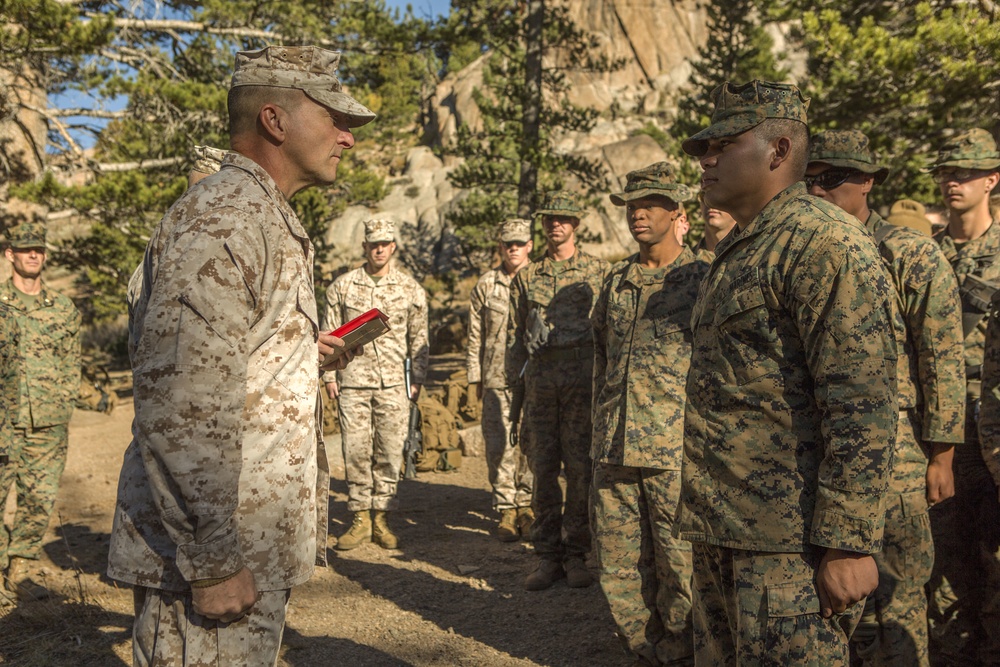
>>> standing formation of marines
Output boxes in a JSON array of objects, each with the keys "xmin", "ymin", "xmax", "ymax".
[{"xmin": 0, "ymin": 38, "xmax": 996, "ymax": 667}]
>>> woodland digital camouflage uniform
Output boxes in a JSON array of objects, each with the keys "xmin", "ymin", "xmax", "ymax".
[
  {"xmin": 0, "ymin": 308, "xmax": 18, "ymax": 467},
  {"xmin": 677, "ymin": 80, "xmax": 899, "ymax": 665},
  {"xmin": 323, "ymin": 250, "xmax": 429, "ymax": 512},
  {"xmin": 0, "ymin": 223, "xmax": 81, "ymax": 572},
  {"xmin": 810, "ymin": 129, "xmax": 966, "ymax": 667},
  {"xmin": 931, "ymin": 127, "xmax": 1000, "ymax": 666},
  {"xmin": 507, "ymin": 196, "xmax": 609, "ymax": 565},
  {"xmin": 591, "ymin": 238, "xmax": 708, "ymax": 665},
  {"xmin": 467, "ymin": 255, "xmax": 532, "ymax": 513}
]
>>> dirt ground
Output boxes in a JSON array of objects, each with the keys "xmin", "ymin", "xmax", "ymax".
[{"xmin": 0, "ymin": 387, "xmax": 633, "ymax": 666}]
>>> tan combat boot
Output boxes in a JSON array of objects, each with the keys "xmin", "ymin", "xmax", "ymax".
[
  {"xmin": 336, "ymin": 511, "xmax": 372, "ymax": 551},
  {"xmin": 524, "ymin": 559, "xmax": 565, "ymax": 591},
  {"xmin": 372, "ymin": 510, "xmax": 398, "ymax": 550},
  {"xmin": 564, "ymin": 558, "xmax": 593, "ymax": 588},
  {"xmin": 496, "ymin": 509, "xmax": 519, "ymax": 543},
  {"xmin": 5, "ymin": 557, "xmax": 49, "ymax": 600},
  {"xmin": 515, "ymin": 507, "xmax": 535, "ymax": 541}
]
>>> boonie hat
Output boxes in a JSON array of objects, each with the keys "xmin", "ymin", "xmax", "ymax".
[
  {"xmin": 364, "ymin": 218, "xmax": 395, "ymax": 243},
  {"xmin": 808, "ymin": 130, "xmax": 889, "ymax": 185},
  {"xmin": 191, "ymin": 145, "xmax": 227, "ymax": 176},
  {"xmin": 6, "ymin": 221, "xmax": 46, "ymax": 250},
  {"xmin": 924, "ymin": 128, "xmax": 1000, "ymax": 172},
  {"xmin": 498, "ymin": 219, "xmax": 531, "ymax": 243},
  {"xmin": 886, "ymin": 199, "xmax": 932, "ymax": 237},
  {"xmin": 610, "ymin": 162, "xmax": 694, "ymax": 206},
  {"xmin": 231, "ymin": 46, "xmax": 376, "ymax": 128},
  {"xmin": 682, "ymin": 80, "xmax": 809, "ymax": 157},
  {"xmin": 535, "ymin": 191, "xmax": 585, "ymax": 219}
]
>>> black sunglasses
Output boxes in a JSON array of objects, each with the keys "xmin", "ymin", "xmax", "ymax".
[{"xmin": 804, "ymin": 168, "xmax": 857, "ymax": 191}]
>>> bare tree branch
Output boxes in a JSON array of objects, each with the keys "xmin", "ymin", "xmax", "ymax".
[
  {"xmin": 88, "ymin": 16, "xmax": 298, "ymax": 43},
  {"xmin": 92, "ymin": 156, "xmax": 185, "ymax": 172},
  {"xmin": 21, "ymin": 103, "xmax": 84, "ymax": 159},
  {"xmin": 50, "ymin": 108, "xmax": 127, "ymax": 119}
]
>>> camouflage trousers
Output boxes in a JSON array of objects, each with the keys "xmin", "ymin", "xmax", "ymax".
[
  {"xmin": 523, "ymin": 356, "xmax": 593, "ymax": 562},
  {"xmin": 132, "ymin": 586, "xmax": 290, "ymax": 666},
  {"xmin": 481, "ymin": 387, "xmax": 532, "ymax": 512},
  {"xmin": 851, "ymin": 410, "xmax": 933, "ymax": 667},
  {"xmin": 592, "ymin": 463, "xmax": 693, "ymax": 666},
  {"xmin": 338, "ymin": 386, "xmax": 409, "ymax": 512},
  {"xmin": 0, "ymin": 424, "xmax": 69, "ymax": 570},
  {"xmin": 691, "ymin": 543, "xmax": 863, "ymax": 666},
  {"xmin": 926, "ymin": 432, "xmax": 1000, "ymax": 667}
]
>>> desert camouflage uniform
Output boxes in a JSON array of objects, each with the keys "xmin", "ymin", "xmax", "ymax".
[
  {"xmin": 852, "ymin": 211, "xmax": 965, "ymax": 667},
  {"xmin": 323, "ymin": 263, "xmax": 429, "ymax": 511},
  {"xmin": 0, "ymin": 278, "xmax": 80, "ymax": 570},
  {"xmin": 108, "ymin": 152, "xmax": 329, "ymax": 627},
  {"xmin": 508, "ymin": 249, "xmax": 609, "ymax": 563},
  {"xmin": 934, "ymin": 218, "xmax": 1000, "ymax": 666},
  {"xmin": 677, "ymin": 183, "xmax": 899, "ymax": 665},
  {"xmin": 592, "ymin": 248, "xmax": 708, "ymax": 666},
  {"xmin": 467, "ymin": 267, "xmax": 532, "ymax": 511}
]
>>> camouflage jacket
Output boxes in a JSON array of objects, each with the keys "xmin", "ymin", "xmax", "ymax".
[
  {"xmin": 506, "ymin": 249, "xmax": 609, "ymax": 383},
  {"xmin": 467, "ymin": 266, "xmax": 516, "ymax": 389},
  {"xmin": 321, "ymin": 263, "xmax": 429, "ymax": 389},
  {"xmin": 935, "ymin": 219, "xmax": 1000, "ymax": 393},
  {"xmin": 677, "ymin": 183, "xmax": 898, "ymax": 554},
  {"xmin": 978, "ymin": 290, "xmax": 1000, "ymax": 486},
  {"xmin": 108, "ymin": 152, "xmax": 329, "ymax": 592},
  {"xmin": 0, "ymin": 279, "xmax": 81, "ymax": 428},
  {"xmin": 592, "ymin": 248, "xmax": 709, "ymax": 469},
  {"xmin": 0, "ymin": 307, "xmax": 19, "ymax": 457}
]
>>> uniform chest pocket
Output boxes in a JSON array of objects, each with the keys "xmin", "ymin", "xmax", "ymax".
[
  {"xmin": 526, "ymin": 283, "xmax": 554, "ymax": 308},
  {"xmin": 607, "ymin": 301, "xmax": 634, "ymax": 337},
  {"xmin": 344, "ymin": 291, "xmax": 370, "ymax": 320},
  {"xmin": 714, "ymin": 280, "xmax": 780, "ymax": 386}
]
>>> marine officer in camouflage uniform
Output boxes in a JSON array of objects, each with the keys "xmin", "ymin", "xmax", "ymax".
[
  {"xmin": 591, "ymin": 162, "xmax": 708, "ymax": 666},
  {"xmin": 507, "ymin": 191, "xmax": 609, "ymax": 591},
  {"xmin": 108, "ymin": 45, "xmax": 373, "ymax": 666},
  {"xmin": 806, "ymin": 129, "xmax": 965, "ymax": 667},
  {"xmin": 467, "ymin": 218, "xmax": 535, "ymax": 542},
  {"xmin": 0, "ymin": 221, "xmax": 81, "ymax": 601},
  {"xmin": 677, "ymin": 81, "xmax": 899, "ymax": 665},
  {"xmin": 323, "ymin": 218, "xmax": 430, "ymax": 551},
  {"xmin": 927, "ymin": 128, "xmax": 1000, "ymax": 666}
]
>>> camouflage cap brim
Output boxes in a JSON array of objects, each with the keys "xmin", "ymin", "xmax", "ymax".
[
  {"xmin": 808, "ymin": 157, "xmax": 889, "ymax": 185},
  {"xmin": 302, "ymin": 90, "xmax": 376, "ymax": 129},
  {"xmin": 609, "ymin": 184, "xmax": 694, "ymax": 206},
  {"xmin": 681, "ymin": 110, "xmax": 767, "ymax": 157},
  {"xmin": 535, "ymin": 208, "xmax": 584, "ymax": 218},
  {"xmin": 922, "ymin": 157, "xmax": 1000, "ymax": 173},
  {"xmin": 7, "ymin": 238, "xmax": 46, "ymax": 250}
]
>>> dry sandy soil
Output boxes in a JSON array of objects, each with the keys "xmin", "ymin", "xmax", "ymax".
[{"xmin": 0, "ymin": 386, "xmax": 633, "ymax": 666}]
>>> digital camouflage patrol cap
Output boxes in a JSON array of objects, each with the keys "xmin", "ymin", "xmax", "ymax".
[
  {"xmin": 924, "ymin": 128, "xmax": 1000, "ymax": 172},
  {"xmin": 682, "ymin": 80, "xmax": 810, "ymax": 157},
  {"xmin": 6, "ymin": 221, "xmax": 46, "ymax": 250},
  {"xmin": 191, "ymin": 145, "xmax": 227, "ymax": 176},
  {"xmin": 364, "ymin": 218, "xmax": 395, "ymax": 243},
  {"xmin": 609, "ymin": 162, "xmax": 694, "ymax": 206},
  {"xmin": 231, "ymin": 45, "xmax": 376, "ymax": 128},
  {"xmin": 535, "ymin": 191, "xmax": 586, "ymax": 219},
  {"xmin": 808, "ymin": 130, "xmax": 889, "ymax": 185},
  {"xmin": 886, "ymin": 199, "xmax": 932, "ymax": 237},
  {"xmin": 498, "ymin": 218, "xmax": 531, "ymax": 242}
]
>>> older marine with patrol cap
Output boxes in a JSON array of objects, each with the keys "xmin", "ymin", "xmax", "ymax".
[
  {"xmin": 931, "ymin": 127, "xmax": 1000, "ymax": 666},
  {"xmin": 807, "ymin": 129, "xmax": 965, "ymax": 667},
  {"xmin": 592, "ymin": 161, "xmax": 708, "ymax": 665},
  {"xmin": 109, "ymin": 45, "xmax": 372, "ymax": 666},
  {"xmin": 676, "ymin": 81, "xmax": 898, "ymax": 665}
]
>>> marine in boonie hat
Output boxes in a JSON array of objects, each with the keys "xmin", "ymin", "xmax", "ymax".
[
  {"xmin": 6, "ymin": 221, "xmax": 46, "ymax": 250},
  {"xmin": 498, "ymin": 218, "xmax": 531, "ymax": 243},
  {"xmin": 535, "ymin": 191, "xmax": 586, "ymax": 219},
  {"xmin": 682, "ymin": 80, "xmax": 810, "ymax": 157},
  {"xmin": 364, "ymin": 218, "xmax": 395, "ymax": 243},
  {"xmin": 609, "ymin": 162, "xmax": 694, "ymax": 206},
  {"xmin": 924, "ymin": 128, "xmax": 1000, "ymax": 172},
  {"xmin": 191, "ymin": 145, "xmax": 228, "ymax": 176},
  {"xmin": 885, "ymin": 199, "xmax": 932, "ymax": 237},
  {"xmin": 808, "ymin": 130, "xmax": 889, "ymax": 185},
  {"xmin": 231, "ymin": 45, "xmax": 376, "ymax": 128}
]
